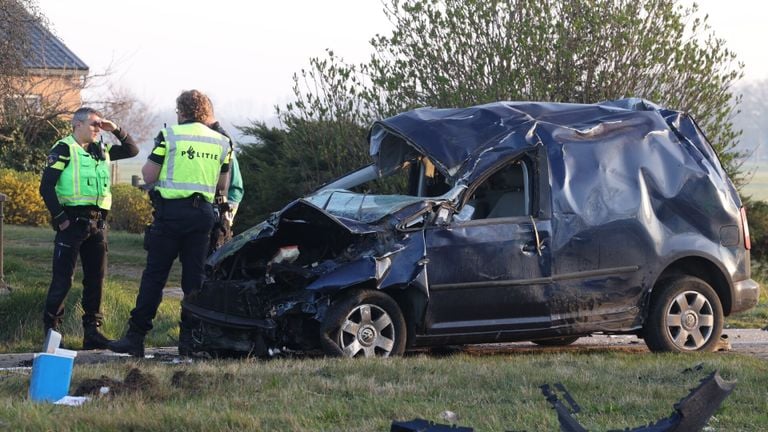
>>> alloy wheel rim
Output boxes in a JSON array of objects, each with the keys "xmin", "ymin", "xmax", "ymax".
[
  {"xmin": 665, "ymin": 290, "xmax": 715, "ymax": 350},
  {"xmin": 338, "ymin": 304, "xmax": 396, "ymax": 357}
]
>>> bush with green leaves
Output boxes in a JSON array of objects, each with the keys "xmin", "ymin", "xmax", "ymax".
[
  {"xmin": 234, "ymin": 118, "xmax": 369, "ymax": 232},
  {"xmin": 108, "ymin": 184, "xmax": 153, "ymax": 233},
  {"xmin": 0, "ymin": 168, "xmax": 48, "ymax": 226},
  {"xmin": 0, "ymin": 117, "xmax": 71, "ymax": 173}
]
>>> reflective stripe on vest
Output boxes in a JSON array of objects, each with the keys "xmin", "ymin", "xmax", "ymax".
[
  {"xmin": 154, "ymin": 123, "xmax": 229, "ymax": 202},
  {"xmin": 54, "ymin": 135, "xmax": 113, "ymax": 209}
]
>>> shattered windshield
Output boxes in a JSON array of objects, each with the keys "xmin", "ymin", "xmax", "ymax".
[{"xmin": 304, "ymin": 189, "xmax": 425, "ymax": 223}]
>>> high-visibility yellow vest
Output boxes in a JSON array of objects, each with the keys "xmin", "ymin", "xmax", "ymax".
[
  {"xmin": 54, "ymin": 135, "xmax": 112, "ymax": 210},
  {"xmin": 154, "ymin": 123, "xmax": 230, "ymax": 202}
]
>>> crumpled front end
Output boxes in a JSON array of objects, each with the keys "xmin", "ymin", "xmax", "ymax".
[{"xmin": 182, "ymin": 198, "xmax": 429, "ymax": 356}]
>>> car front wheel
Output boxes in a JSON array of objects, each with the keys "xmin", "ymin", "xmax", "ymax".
[
  {"xmin": 644, "ymin": 276, "xmax": 723, "ymax": 353},
  {"xmin": 320, "ymin": 290, "xmax": 407, "ymax": 358}
]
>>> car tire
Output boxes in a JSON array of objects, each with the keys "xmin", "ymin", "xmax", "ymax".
[
  {"xmin": 320, "ymin": 290, "xmax": 407, "ymax": 358},
  {"xmin": 532, "ymin": 336, "xmax": 580, "ymax": 347},
  {"xmin": 643, "ymin": 276, "xmax": 723, "ymax": 353}
]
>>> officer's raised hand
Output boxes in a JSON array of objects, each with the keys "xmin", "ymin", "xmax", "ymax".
[{"xmin": 96, "ymin": 119, "xmax": 119, "ymax": 132}]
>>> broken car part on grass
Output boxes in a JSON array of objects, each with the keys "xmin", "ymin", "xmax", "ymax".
[
  {"xmin": 540, "ymin": 371, "xmax": 736, "ymax": 432},
  {"xmin": 182, "ymin": 98, "xmax": 759, "ymax": 358},
  {"xmin": 390, "ymin": 370, "xmax": 735, "ymax": 432}
]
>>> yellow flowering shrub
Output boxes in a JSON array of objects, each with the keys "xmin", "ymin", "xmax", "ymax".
[
  {"xmin": 0, "ymin": 170, "xmax": 154, "ymax": 232},
  {"xmin": 109, "ymin": 184, "xmax": 153, "ymax": 233},
  {"xmin": 0, "ymin": 168, "xmax": 49, "ymax": 226}
]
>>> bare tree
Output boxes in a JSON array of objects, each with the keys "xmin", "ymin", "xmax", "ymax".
[{"xmin": 89, "ymin": 84, "xmax": 159, "ymax": 147}]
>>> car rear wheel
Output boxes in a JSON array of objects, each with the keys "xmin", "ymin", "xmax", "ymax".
[
  {"xmin": 644, "ymin": 276, "xmax": 723, "ymax": 353},
  {"xmin": 532, "ymin": 336, "xmax": 580, "ymax": 347},
  {"xmin": 320, "ymin": 290, "xmax": 407, "ymax": 358}
]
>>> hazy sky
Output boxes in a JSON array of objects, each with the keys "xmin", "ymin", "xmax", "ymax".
[
  {"xmin": 35, "ymin": 0, "xmax": 768, "ymax": 130},
  {"xmin": 36, "ymin": 0, "xmax": 391, "ymax": 126}
]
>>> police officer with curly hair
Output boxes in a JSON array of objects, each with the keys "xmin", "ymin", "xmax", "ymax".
[
  {"xmin": 39, "ymin": 107, "xmax": 138, "ymax": 349},
  {"xmin": 109, "ymin": 90, "xmax": 231, "ymax": 357}
]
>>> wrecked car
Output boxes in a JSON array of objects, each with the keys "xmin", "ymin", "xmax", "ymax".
[{"xmin": 182, "ymin": 98, "xmax": 760, "ymax": 357}]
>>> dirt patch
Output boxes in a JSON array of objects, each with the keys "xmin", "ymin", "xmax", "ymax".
[
  {"xmin": 170, "ymin": 370, "xmax": 205, "ymax": 391},
  {"xmin": 74, "ymin": 367, "xmax": 158, "ymax": 397},
  {"xmin": 74, "ymin": 367, "xmax": 238, "ymax": 399}
]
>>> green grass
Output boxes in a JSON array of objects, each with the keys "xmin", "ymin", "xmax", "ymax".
[
  {"xmin": 0, "ymin": 225, "xmax": 182, "ymax": 352},
  {"xmin": 0, "ymin": 353, "xmax": 766, "ymax": 430}
]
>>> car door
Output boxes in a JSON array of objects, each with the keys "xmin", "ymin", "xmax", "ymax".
[{"xmin": 423, "ymin": 157, "xmax": 554, "ymax": 336}]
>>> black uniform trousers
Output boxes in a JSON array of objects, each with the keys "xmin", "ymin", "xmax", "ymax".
[
  {"xmin": 45, "ymin": 215, "xmax": 107, "ymax": 324},
  {"xmin": 129, "ymin": 196, "xmax": 215, "ymax": 334}
]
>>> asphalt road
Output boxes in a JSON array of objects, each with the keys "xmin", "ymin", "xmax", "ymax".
[{"xmin": 1, "ymin": 329, "xmax": 766, "ymax": 369}]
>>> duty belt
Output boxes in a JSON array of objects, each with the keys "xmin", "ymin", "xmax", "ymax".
[
  {"xmin": 157, "ymin": 193, "xmax": 207, "ymax": 208},
  {"xmin": 65, "ymin": 207, "xmax": 106, "ymax": 231},
  {"xmin": 65, "ymin": 207, "xmax": 104, "ymax": 220}
]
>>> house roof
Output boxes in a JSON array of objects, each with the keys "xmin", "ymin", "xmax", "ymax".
[{"xmin": 22, "ymin": 20, "xmax": 88, "ymax": 72}]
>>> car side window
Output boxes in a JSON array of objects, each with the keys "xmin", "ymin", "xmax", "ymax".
[{"xmin": 464, "ymin": 160, "xmax": 530, "ymax": 220}]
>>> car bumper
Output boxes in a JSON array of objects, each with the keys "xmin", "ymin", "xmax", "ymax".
[
  {"xmin": 731, "ymin": 278, "xmax": 761, "ymax": 314},
  {"xmin": 182, "ymin": 301, "xmax": 277, "ymax": 330}
]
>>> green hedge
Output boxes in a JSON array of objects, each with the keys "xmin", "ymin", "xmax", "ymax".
[
  {"xmin": 0, "ymin": 168, "xmax": 152, "ymax": 232},
  {"xmin": 108, "ymin": 184, "xmax": 153, "ymax": 233},
  {"xmin": 0, "ymin": 168, "xmax": 48, "ymax": 226}
]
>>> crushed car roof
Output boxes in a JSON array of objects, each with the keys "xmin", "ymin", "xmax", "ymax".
[{"xmin": 370, "ymin": 98, "xmax": 729, "ymax": 187}]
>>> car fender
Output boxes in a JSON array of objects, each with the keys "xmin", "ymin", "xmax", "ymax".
[{"xmin": 305, "ymin": 231, "xmax": 428, "ymax": 296}]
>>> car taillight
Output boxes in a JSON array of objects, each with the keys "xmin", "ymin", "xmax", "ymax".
[{"xmin": 741, "ymin": 207, "xmax": 751, "ymax": 250}]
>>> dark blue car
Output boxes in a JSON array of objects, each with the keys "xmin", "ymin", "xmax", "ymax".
[{"xmin": 183, "ymin": 99, "xmax": 759, "ymax": 357}]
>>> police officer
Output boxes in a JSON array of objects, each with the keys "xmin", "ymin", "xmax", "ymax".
[
  {"xmin": 218, "ymin": 152, "xmax": 244, "ymax": 246},
  {"xmin": 109, "ymin": 90, "xmax": 231, "ymax": 357},
  {"xmin": 39, "ymin": 107, "xmax": 138, "ymax": 349},
  {"xmin": 206, "ymin": 119, "xmax": 244, "ymax": 254}
]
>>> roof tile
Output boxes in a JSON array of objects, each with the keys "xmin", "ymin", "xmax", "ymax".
[{"xmin": 21, "ymin": 20, "xmax": 88, "ymax": 71}]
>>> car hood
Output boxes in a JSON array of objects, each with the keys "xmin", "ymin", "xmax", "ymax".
[{"xmin": 208, "ymin": 193, "xmax": 435, "ymax": 267}]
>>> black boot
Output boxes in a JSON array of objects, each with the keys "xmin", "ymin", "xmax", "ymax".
[
  {"xmin": 178, "ymin": 320, "xmax": 194, "ymax": 357},
  {"xmin": 107, "ymin": 326, "xmax": 145, "ymax": 358},
  {"xmin": 82, "ymin": 315, "xmax": 112, "ymax": 350},
  {"xmin": 43, "ymin": 311, "xmax": 63, "ymax": 334}
]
